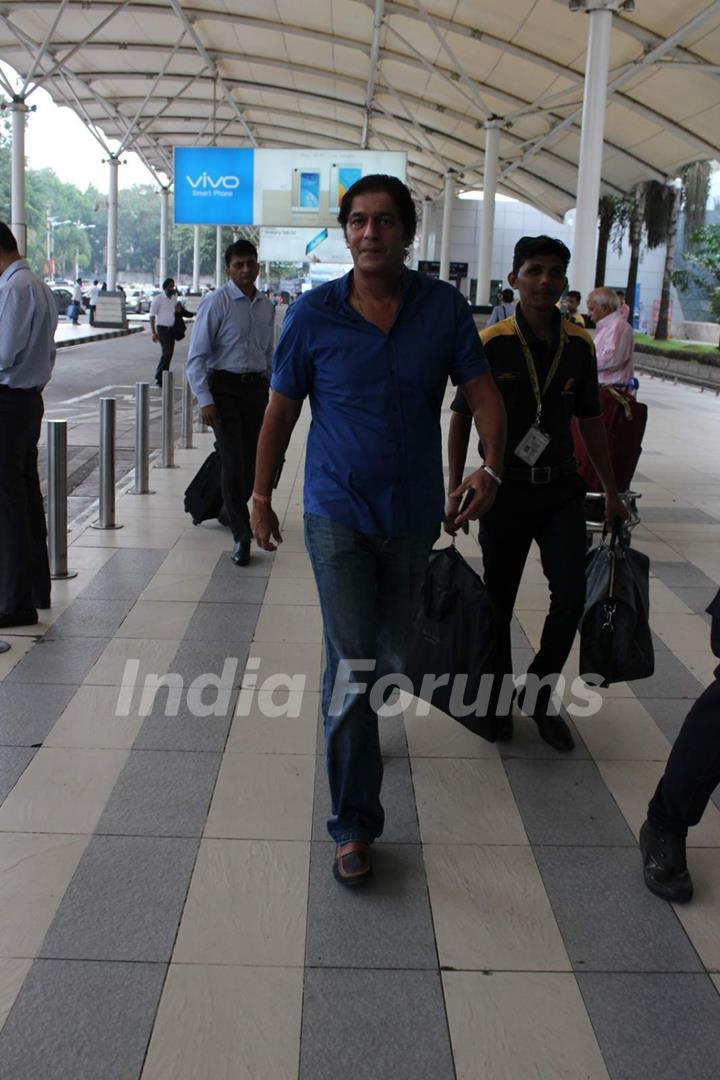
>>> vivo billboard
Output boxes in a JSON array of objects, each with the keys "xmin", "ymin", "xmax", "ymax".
[{"xmin": 174, "ymin": 147, "xmax": 406, "ymax": 227}]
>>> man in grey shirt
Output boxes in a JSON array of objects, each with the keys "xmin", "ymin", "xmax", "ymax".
[
  {"xmin": 0, "ymin": 223, "xmax": 57, "ymax": 626},
  {"xmin": 186, "ymin": 239, "xmax": 274, "ymax": 566}
]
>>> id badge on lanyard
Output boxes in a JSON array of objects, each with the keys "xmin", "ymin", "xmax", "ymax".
[{"xmin": 512, "ymin": 319, "xmax": 566, "ymax": 466}]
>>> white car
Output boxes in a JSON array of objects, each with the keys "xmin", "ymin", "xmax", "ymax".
[{"xmin": 125, "ymin": 287, "xmax": 149, "ymax": 313}]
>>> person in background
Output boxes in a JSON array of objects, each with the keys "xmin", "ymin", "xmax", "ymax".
[
  {"xmin": 640, "ymin": 589, "xmax": 720, "ymax": 903},
  {"xmin": 88, "ymin": 279, "xmax": 100, "ymax": 326},
  {"xmin": 587, "ymin": 287, "xmax": 635, "ymax": 386},
  {"xmin": 563, "ymin": 290, "xmax": 587, "ymax": 326},
  {"xmin": 149, "ymin": 277, "xmax": 191, "ymax": 388},
  {"xmin": 487, "ymin": 287, "xmax": 516, "ymax": 325},
  {"xmin": 616, "ymin": 288, "xmax": 631, "ymax": 321},
  {"xmin": 71, "ymin": 277, "xmax": 83, "ymax": 326},
  {"xmin": 0, "ymin": 223, "xmax": 57, "ymax": 627}
]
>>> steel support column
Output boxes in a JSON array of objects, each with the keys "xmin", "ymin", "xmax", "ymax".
[
  {"xmin": 107, "ymin": 155, "xmax": 119, "ymax": 290},
  {"xmin": 439, "ymin": 172, "xmax": 455, "ymax": 283},
  {"xmin": 10, "ymin": 99, "xmax": 28, "ymax": 255},
  {"xmin": 418, "ymin": 198, "xmax": 431, "ymax": 264},
  {"xmin": 475, "ymin": 121, "xmax": 500, "ymax": 306},
  {"xmin": 572, "ymin": 2, "xmax": 619, "ymax": 305},
  {"xmin": 192, "ymin": 225, "xmax": 201, "ymax": 292},
  {"xmin": 159, "ymin": 187, "xmax": 169, "ymax": 284},
  {"xmin": 215, "ymin": 226, "xmax": 223, "ymax": 288}
]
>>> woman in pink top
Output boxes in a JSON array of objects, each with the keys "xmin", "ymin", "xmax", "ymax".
[{"xmin": 587, "ymin": 287, "xmax": 635, "ymax": 385}]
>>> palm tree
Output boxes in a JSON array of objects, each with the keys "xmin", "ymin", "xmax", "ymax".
[
  {"xmin": 624, "ymin": 183, "xmax": 646, "ymax": 325},
  {"xmin": 653, "ymin": 163, "xmax": 711, "ymax": 340},
  {"xmin": 595, "ymin": 195, "xmax": 624, "ymax": 287}
]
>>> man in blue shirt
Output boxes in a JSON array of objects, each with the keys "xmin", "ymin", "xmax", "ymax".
[
  {"xmin": 187, "ymin": 240, "xmax": 274, "ymax": 565},
  {"xmin": 251, "ymin": 175, "xmax": 506, "ymax": 884},
  {"xmin": 0, "ymin": 223, "xmax": 57, "ymax": 627}
]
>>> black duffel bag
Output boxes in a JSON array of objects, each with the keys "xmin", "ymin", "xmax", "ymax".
[
  {"xmin": 404, "ymin": 544, "xmax": 498, "ymax": 742},
  {"xmin": 184, "ymin": 449, "xmax": 223, "ymax": 525},
  {"xmin": 580, "ymin": 523, "xmax": 654, "ymax": 686}
]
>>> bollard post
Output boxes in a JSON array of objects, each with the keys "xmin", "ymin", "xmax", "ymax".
[
  {"xmin": 92, "ymin": 397, "xmax": 123, "ymax": 529},
  {"xmin": 159, "ymin": 369, "xmax": 176, "ymax": 468},
  {"xmin": 181, "ymin": 369, "xmax": 193, "ymax": 449},
  {"xmin": 47, "ymin": 420, "xmax": 78, "ymax": 579},
  {"xmin": 132, "ymin": 382, "xmax": 154, "ymax": 494}
]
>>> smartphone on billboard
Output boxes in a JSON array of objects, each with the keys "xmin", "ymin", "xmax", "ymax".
[
  {"xmin": 292, "ymin": 169, "xmax": 321, "ymax": 211},
  {"xmin": 331, "ymin": 164, "xmax": 362, "ymax": 209}
]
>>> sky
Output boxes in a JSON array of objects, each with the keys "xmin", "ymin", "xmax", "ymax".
[{"xmin": 3, "ymin": 59, "xmax": 720, "ymax": 205}]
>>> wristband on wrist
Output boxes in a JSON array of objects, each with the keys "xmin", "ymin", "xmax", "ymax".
[
  {"xmin": 481, "ymin": 464, "xmax": 502, "ymax": 486},
  {"xmin": 252, "ymin": 491, "xmax": 272, "ymax": 503}
]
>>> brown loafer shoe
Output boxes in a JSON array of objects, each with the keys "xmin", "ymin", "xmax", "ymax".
[{"xmin": 333, "ymin": 840, "xmax": 372, "ymax": 886}]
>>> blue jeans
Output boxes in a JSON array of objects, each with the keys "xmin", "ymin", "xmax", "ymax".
[{"xmin": 304, "ymin": 513, "xmax": 436, "ymax": 844}]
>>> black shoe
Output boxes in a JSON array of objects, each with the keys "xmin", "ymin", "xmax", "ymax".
[
  {"xmin": 0, "ymin": 609, "xmax": 38, "ymax": 629},
  {"xmin": 494, "ymin": 714, "xmax": 514, "ymax": 742},
  {"xmin": 333, "ymin": 841, "xmax": 372, "ymax": 886},
  {"xmin": 640, "ymin": 819, "xmax": 693, "ymax": 903},
  {"xmin": 535, "ymin": 713, "xmax": 575, "ymax": 752},
  {"xmin": 231, "ymin": 540, "xmax": 251, "ymax": 566}
]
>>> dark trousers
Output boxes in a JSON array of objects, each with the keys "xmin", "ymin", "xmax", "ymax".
[
  {"xmin": 208, "ymin": 371, "xmax": 269, "ymax": 544},
  {"xmin": 89, "ymin": 305, "xmax": 96, "ymax": 326},
  {"xmin": 648, "ymin": 673, "xmax": 720, "ymax": 838},
  {"xmin": 155, "ymin": 326, "xmax": 176, "ymax": 385},
  {"xmin": 479, "ymin": 476, "xmax": 587, "ymax": 719},
  {"xmin": 0, "ymin": 388, "xmax": 51, "ymax": 613}
]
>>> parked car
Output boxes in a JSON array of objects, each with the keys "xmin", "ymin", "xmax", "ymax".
[
  {"xmin": 125, "ymin": 287, "xmax": 149, "ymax": 313},
  {"xmin": 49, "ymin": 285, "xmax": 74, "ymax": 316}
]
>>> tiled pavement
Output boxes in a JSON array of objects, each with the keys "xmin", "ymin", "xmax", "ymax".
[{"xmin": 0, "ymin": 376, "xmax": 719, "ymax": 1078}]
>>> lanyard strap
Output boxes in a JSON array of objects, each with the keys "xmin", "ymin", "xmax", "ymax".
[{"xmin": 513, "ymin": 317, "xmax": 567, "ymax": 422}]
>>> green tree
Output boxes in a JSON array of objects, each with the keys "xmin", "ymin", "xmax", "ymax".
[{"xmin": 673, "ymin": 224, "xmax": 720, "ymax": 347}]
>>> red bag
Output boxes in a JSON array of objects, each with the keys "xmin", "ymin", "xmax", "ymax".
[{"xmin": 572, "ymin": 387, "xmax": 647, "ymax": 492}]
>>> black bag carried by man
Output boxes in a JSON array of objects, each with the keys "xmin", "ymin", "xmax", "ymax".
[
  {"xmin": 173, "ymin": 312, "xmax": 186, "ymax": 341},
  {"xmin": 404, "ymin": 545, "xmax": 498, "ymax": 742},
  {"xmin": 579, "ymin": 523, "xmax": 654, "ymax": 687},
  {"xmin": 184, "ymin": 449, "xmax": 223, "ymax": 525}
]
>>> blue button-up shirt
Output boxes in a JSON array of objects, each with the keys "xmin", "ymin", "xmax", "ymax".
[
  {"xmin": 0, "ymin": 259, "xmax": 57, "ymax": 389},
  {"xmin": 271, "ymin": 269, "xmax": 489, "ymax": 537},
  {"xmin": 186, "ymin": 280, "xmax": 275, "ymax": 407}
]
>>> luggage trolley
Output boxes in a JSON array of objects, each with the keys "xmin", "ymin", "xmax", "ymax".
[{"xmin": 571, "ymin": 378, "xmax": 647, "ymax": 549}]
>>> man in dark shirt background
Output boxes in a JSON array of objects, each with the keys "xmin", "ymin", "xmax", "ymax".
[
  {"xmin": 447, "ymin": 235, "xmax": 626, "ymax": 752},
  {"xmin": 251, "ymin": 175, "xmax": 506, "ymax": 885}
]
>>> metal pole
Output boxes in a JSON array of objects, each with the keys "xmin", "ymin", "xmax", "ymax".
[
  {"xmin": 11, "ymin": 99, "xmax": 27, "ymax": 256},
  {"xmin": 47, "ymin": 420, "xmax": 77, "ymax": 580},
  {"xmin": 418, "ymin": 198, "xmax": 431, "ymax": 264},
  {"xmin": 192, "ymin": 225, "xmax": 201, "ymax": 292},
  {"xmin": 160, "ymin": 369, "xmax": 175, "ymax": 468},
  {"xmin": 159, "ymin": 187, "xmax": 169, "ymax": 285},
  {"xmin": 476, "ymin": 121, "xmax": 500, "ymax": 306},
  {"xmin": 107, "ymin": 156, "xmax": 119, "ymax": 290},
  {"xmin": 132, "ymin": 382, "xmax": 154, "ymax": 494},
  {"xmin": 181, "ymin": 368, "xmax": 193, "ymax": 449},
  {"xmin": 439, "ymin": 172, "xmax": 455, "ymax": 283},
  {"xmin": 572, "ymin": 3, "xmax": 616, "ymax": 306},
  {"xmin": 92, "ymin": 397, "xmax": 123, "ymax": 529},
  {"xmin": 215, "ymin": 226, "xmax": 223, "ymax": 288}
]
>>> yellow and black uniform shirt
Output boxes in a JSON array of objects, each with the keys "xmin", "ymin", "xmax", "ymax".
[{"xmin": 451, "ymin": 305, "xmax": 601, "ymax": 470}]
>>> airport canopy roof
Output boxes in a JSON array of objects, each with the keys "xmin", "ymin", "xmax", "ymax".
[{"xmin": 1, "ymin": 0, "xmax": 720, "ymax": 219}]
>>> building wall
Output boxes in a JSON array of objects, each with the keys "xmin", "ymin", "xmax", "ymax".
[{"xmin": 422, "ymin": 194, "xmax": 670, "ymax": 332}]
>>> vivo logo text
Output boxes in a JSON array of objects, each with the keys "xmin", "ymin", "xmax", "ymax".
[{"xmin": 186, "ymin": 173, "xmax": 240, "ymax": 190}]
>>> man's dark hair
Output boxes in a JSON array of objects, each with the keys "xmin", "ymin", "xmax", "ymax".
[
  {"xmin": 93, "ymin": 279, "xmax": 99, "ymax": 285},
  {"xmin": 162, "ymin": 277, "xmax": 175, "ymax": 290},
  {"xmin": 567, "ymin": 289, "xmax": 581, "ymax": 302},
  {"xmin": 512, "ymin": 235, "xmax": 571, "ymax": 275},
  {"xmin": 337, "ymin": 174, "xmax": 417, "ymax": 244},
  {"xmin": 0, "ymin": 223, "xmax": 19, "ymax": 254},
  {"xmin": 224, "ymin": 239, "xmax": 257, "ymax": 266},
  {"xmin": 501, "ymin": 288, "xmax": 514, "ymax": 302},
  {"xmin": 76, "ymin": 277, "xmax": 82, "ymax": 284}
]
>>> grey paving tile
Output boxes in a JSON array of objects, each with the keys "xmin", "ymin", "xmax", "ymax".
[
  {"xmin": 105, "ymin": 548, "xmax": 167, "ymax": 575},
  {"xmin": 169, "ymin": 639, "xmax": 249, "ymax": 685},
  {"xmin": 133, "ymin": 697, "xmax": 235, "ymax": 752},
  {"xmin": 199, "ymin": 576, "xmax": 268, "ymax": 604},
  {"xmin": 96, "ymin": 750, "xmax": 221, "ymax": 836},
  {"xmin": 578, "ymin": 973, "xmax": 720, "ymax": 1080},
  {"xmin": 45, "ymin": 598, "xmax": 135, "ymax": 639},
  {"xmin": 315, "ymin": 711, "xmax": 407, "ymax": 758},
  {"xmin": 665, "ymin": 585, "xmax": 715, "ymax": 617},
  {"xmin": 641, "ymin": 507, "xmax": 717, "ymax": 524},
  {"xmin": 210, "ymin": 550, "xmax": 274, "ymax": 578},
  {"xmin": 184, "ymin": 602, "xmax": 261, "ymax": 643},
  {"xmin": 511, "ymin": 616, "xmax": 531, "ymax": 648},
  {"xmin": 632, "ymin": 649, "xmax": 705, "ymax": 699},
  {"xmin": 299, "ymin": 969, "xmax": 454, "ymax": 1080},
  {"xmin": 497, "ymin": 711, "xmax": 591, "ymax": 760},
  {"xmin": 6, "ymin": 637, "xmax": 110, "ymax": 685},
  {"xmin": 534, "ymin": 846, "xmax": 703, "ymax": 973},
  {"xmin": 640, "ymin": 697, "xmax": 695, "ymax": 742},
  {"xmin": 312, "ymin": 755, "xmax": 419, "ymax": 844},
  {"xmin": 0, "ymin": 747, "xmax": 36, "ymax": 803},
  {"xmin": 0, "ymin": 958, "xmax": 166, "ymax": 1080},
  {"xmin": 41, "ymin": 835, "xmax": 198, "ymax": 962},
  {"xmin": 651, "ymin": 561, "xmax": 718, "ymax": 590},
  {"xmin": 505, "ymin": 759, "xmax": 634, "ymax": 845},
  {"xmin": 304, "ymin": 843, "xmax": 437, "ymax": 969},
  {"xmin": 79, "ymin": 573, "xmax": 153, "ymax": 600},
  {"xmin": 0, "ymin": 684, "xmax": 76, "ymax": 746}
]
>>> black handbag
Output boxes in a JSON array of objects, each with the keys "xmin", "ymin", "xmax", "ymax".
[
  {"xmin": 579, "ymin": 523, "xmax": 654, "ymax": 686},
  {"xmin": 404, "ymin": 544, "xmax": 498, "ymax": 742},
  {"xmin": 173, "ymin": 312, "xmax": 186, "ymax": 340},
  {"xmin": 184, "ymin": 449, "xmax": 222, "ymax": 525}
]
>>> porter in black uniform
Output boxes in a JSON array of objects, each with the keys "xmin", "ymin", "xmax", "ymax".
[{"xmin": 447, "ymin": 236, "xmax": 626, "ymax": 751}]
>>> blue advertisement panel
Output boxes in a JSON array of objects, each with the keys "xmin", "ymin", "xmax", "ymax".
[{"xmin": 174, "ymin": 147, "xmax": 254, "ymax": 225}]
